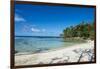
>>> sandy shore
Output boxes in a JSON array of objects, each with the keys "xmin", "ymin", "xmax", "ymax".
[{"xmin": 15, "ymin": 40, "xmax": 94, "ymax": 66}]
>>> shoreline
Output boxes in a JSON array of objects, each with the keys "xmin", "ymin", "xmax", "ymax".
[
  {"xmin": 15, "ymin": 41, "xmax": 87, "ymax": 56},
  {"xmin": 15, "ymin": 40, "xmax": 94, "ymax": 66}
]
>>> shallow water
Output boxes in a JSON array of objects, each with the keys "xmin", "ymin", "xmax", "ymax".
[{"xmin": 15, "ymin": 36, "xmax": 83, "ymax": 54}]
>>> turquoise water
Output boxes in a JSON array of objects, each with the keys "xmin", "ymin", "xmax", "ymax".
[{"xmin": 15, "ymin": 36, "xmax": 78, "ymax": 54}]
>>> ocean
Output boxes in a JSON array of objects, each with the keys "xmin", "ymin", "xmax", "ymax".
[{"xmin": 15, "ymin": 36, "xmax": 80, "ymax": 54}]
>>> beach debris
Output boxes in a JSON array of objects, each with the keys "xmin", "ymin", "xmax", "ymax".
[
  {"xmin": 73, "ymin": 48, "xmax": 83, "ymax": 54},
  {"xmin": 76, "ymin": 48, "xmax": 94, "ymax": 62},
  {"xmin": 49, "ymin": 56, "xmax": 69, "ymax": 64},
  {"xmin": 49, "ymin": 57, "xmax": 62, "ymax": 63}
]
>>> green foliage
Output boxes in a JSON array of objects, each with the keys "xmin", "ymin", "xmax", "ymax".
[{"xmin": 61, "ymin": 21, "xmax": 95, "ymax": 40}]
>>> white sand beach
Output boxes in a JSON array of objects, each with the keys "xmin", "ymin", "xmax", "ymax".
[{"xmin": 15, "ymin": 40, "xmax": 94, "ymax": 66}]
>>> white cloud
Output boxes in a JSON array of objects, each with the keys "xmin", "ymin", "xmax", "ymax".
[
  {"xmin": 15, "ymin": 14, "xmax": 26, "ymax": 22},
  {"xmin": 31, "ymin": 27, "xmax": 40, "ymax": 32},
  {"xmin": 31, "ymin": 27, "xmax": 46, "ymax": 33}
]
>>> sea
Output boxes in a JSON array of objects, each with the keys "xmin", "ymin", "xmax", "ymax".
[{"xmin": 15, "ymin": 36, "xmax": 81, "ymax": 54}]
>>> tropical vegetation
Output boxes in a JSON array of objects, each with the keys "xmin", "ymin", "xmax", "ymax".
[{"xmin": 60, "ymin": 21, "xmax": 95, "ymax": 40}]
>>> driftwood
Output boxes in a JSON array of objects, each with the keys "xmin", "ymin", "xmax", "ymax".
[
  {"xmin": 49, "ymin": 48, "xmax": 94, "ymax": 64},
  {"xmin": 77, "ymin": 49, "xmax": 94, "ymax": 62},
  {"xmin": 77, "ymin": 52, "xmax": 84, "ymax": 62}
]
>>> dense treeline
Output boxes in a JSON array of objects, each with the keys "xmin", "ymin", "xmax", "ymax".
[{"xmin": 60, "ymin": 21, "xmax": 95, "ymax": 40}]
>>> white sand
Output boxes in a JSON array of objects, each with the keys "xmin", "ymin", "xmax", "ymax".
[{"xmin": 15, "ymin": 40, "xmax": 94, "ymax": 66}]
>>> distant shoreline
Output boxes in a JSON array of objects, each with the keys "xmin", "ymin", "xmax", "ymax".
[{"xmin": 15, "ymin": 36, "xmax": 62, "ymax": 38}]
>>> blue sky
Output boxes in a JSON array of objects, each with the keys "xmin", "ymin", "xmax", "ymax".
[{"xmin": 15, "ymin": 3, "xmax": 95, "ymax": 36}]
